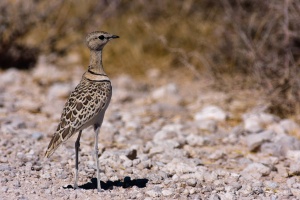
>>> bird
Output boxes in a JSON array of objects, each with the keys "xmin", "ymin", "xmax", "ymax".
[{"xmin": 45, "ymin": 31, "xmax": 119, "ymax": 192}]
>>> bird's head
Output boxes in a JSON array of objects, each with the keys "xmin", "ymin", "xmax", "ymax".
[{"xmin": 86, "ymin": 31, "xmax": 119, "ymax": 51}]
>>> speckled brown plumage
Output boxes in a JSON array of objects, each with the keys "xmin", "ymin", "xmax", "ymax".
[
  {"xmin": 44, "ymin": 31, "xmax": 119, "ymax": 191},
  {"xmin": 45, "ymin": 77, "xmax": 112, "ymax": 158}
]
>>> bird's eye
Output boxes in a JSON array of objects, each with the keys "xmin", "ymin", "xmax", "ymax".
[{"xmin": 98, "ymin": 35, "xmax": 105, "ymax": 40}]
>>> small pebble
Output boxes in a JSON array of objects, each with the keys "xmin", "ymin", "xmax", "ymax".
[{"xmin": 186, "ymin": 178, "xmax": 197, "ymax": 187}]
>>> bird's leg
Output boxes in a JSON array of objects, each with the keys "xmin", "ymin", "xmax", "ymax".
[
  {"xmin": 74, "ymin": 130, "xmax": 82, "ymax": 189},
  {"xmin": 94, "ymin": 125, "xmax": 102, "ymax": 192}
]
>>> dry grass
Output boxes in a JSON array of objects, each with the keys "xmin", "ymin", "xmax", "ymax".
[{"xmin": 1, "ymin": 0, "xmax": 300, "ymax": 117}]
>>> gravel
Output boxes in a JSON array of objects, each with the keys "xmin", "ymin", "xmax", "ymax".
[{"xmin": 1, "ymin": 66, "xmax": 300, "ymax": 199}]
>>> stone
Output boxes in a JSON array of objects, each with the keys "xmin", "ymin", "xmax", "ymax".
[
  {"xmin": 0, "ymin": 69, "xmax": 22, "ymax": 85},
  {"xmin": 147, "ymin": 173, "xmax": 165, "ymax": 184},
  {"xmin": 208, "ymin": 150, "xmax": 225, "ymax": 160},
  {"xmin": 276, "ymin": 136, "xmax": 300, "ymax": 157},
  {"xmin": 163, "ymin": 159, "xmax": 197, "ymax": 175},
  {"xmin": 246, "ymin": 130, "xmax": 274, "ymax": 151},
  {"xmin": 286, "ymin": 150, "xmax": 300, "ymax": 162},
  {"xmin": 162, "ymin": 189, "xmax": 173, "ymax": 197},
  {"xmin": 31, "ymin": 132, "xmax": 44, "ymax": 140},
  {"xmin": 146, "ymin": 186, "xmax": 162, "ymax": 197},
  {"xmin": 214, "ymin": 180, "xmax": 225, "ymax": 191},
  {"xmin": 32, "ymin": 58, "xmax": 67, "ymax": 85},
  {"xmin": 251, "ymin": 181, "xmax": 264, "ymax": 195},
  {"xmin": 196, "ymin": 120, "xmax": 218, "ymax": 133},
  {"xmin": 17, "ymin": 99, "xmax": 41, "ymax": 113},
  {"xmin": 289, "ymin": 162, "xmax": 300, "ymax": 176},
  {"xmin": 260, "ymin": 142, "xmax": 281, "ymax": 156},
  {"xmin": 186, "ymin": 134, "xmax": 208, "ymax": 147},
  {"xmin": 47, "ymin": 83, "xmax": 72, "ymax": 101},
  {"xmin": 186, "ymin": 178, "xmax": 197, "ymax": 187},
  {"xmin": 194, "ymin": 105, "xmax": 227, "ymax": 122},
  {"xmin": 280, "ymin": 119, "xmax": 300, "ymax": 134},
  {"xmin": 0, "ymin": 164, "xmax": 11, "ymax": 171},
  {"xmin": 125, "ymin": 149, "xmax": 137, "ymax": 160},
  {"xmin": 264, "ymin": 181, "xmax": 278, "ymax": 190},
  {"xmin": 243, "ymin": 117, "xmax": 262, "ymax": 133},
  {"xmin": 204, "ymin": 171, "xmax": 218, "ymax": 183},
  {"xmin": 242, "ymin": 163, "xmax": 271, "ymax": 177},
  {"xmin": 243, "ymin": 112, "xmax": 279, "ymax": 133},
  {"xmin": 1, "ymin": 186, "xmax": 8, "ymax": 193},
  {"xmin": 229, "ymin": 182, "xmax": 242, "ymax": 192},
  {"xmin": 209, "ymin": 194, "xmax": 221, "ymax": 200},
  {"xmin": 153, "ymin": 124, "xmax": 182, "ymax": 144},
  {"xmin": 291, "ymin": 188, "xmax": 300, "ymax": 198},
  {"xmin": 123, "ymin": 160, "xmax": 133, "ymax": 168},
  {"xmin": 113, "ymin": 74, "xmax": 135, "ymax": 90},
  {"xmin": 151, "ymin": 83, "xmax": 178, "ymax": 100},
  {"xmin": 13, "ymin": 180, "xmax": 21, "ymax": 187}
]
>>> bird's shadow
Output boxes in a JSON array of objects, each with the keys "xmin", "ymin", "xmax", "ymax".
[{"xmin": 63, "ymin": 176, "xmax": 148, "ymax": 190}]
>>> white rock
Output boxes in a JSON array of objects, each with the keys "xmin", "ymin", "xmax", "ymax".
[
  {"xmin": 289, "ymin": 161, "xmax": 300, "ymax": 176},
  {"xmin": 151, "ymin": 83, "xmax": 178, "ymax": 100},
  {"xmin": 163, "ymin": 159, "xmax": 197, "ymax": 174},
  {"xmin": 219, "ymin": 192, "xmax": 235, "ymax": 200},
  {"xmin": 196, "ymin": 120, "xmax": 218, "ymax": 133},
  {"xmin": 47, "ymin": 83, "xmax": 72, "ymax": 101},
  {"xmin": 153, "ymin": 124, "xmax": 182, "ymax": 144},
  {"xmin": 280, "ymin": 119, "xmax": 300, "ymax": 135},
  {"xmin": 186, "ymin": 134, "xmax": 208, "ymax": 147},
  {"xmin": 0, "ymin": 69, "xmax": 22, "ymax": 85},
  {"xmin": 31, "ymin": 132, "xmax": 44, "ymax": 140},
  {"xmin": 146, "ymin": 186, "xmax": 162, "ymax": 197},
  {"xmin": 33, "ymin": 57, "xmax": 67, "ymax": 85},
  {"xmin": 242, "ymin": 163, "xmax": 271, "ymax": 176},
  {"xmin": 243, "ymin": 112, "xmax": 279, "ymax": 133},
  {"xmin": 41, "ymin": 172, "xmax": 51, "ymax": 179},
  {"xmin": 123, "ymin": 160, "xmax": 133, "ymax": 168},
  {"xmin": 246, "ymin": 130, "xmax": 274, "ymax": 151},
  {"xmin": 186, "ymin": 178, "xmax": 197, "ymax": 187},
  {"xmin": 113, "ymin": 74, "xmax": 134, "ymax": 89},
  {"xmin": 286, "ymin": 150, "xmax": 300, "ymax": 161},
  {"xmin": 153, "ymin": 129, "xmax": 177, "ymax": 144},
  {"xmin": 17, "ymin": 99, "xmax": 40, "ymax": 113},
  {"xmin": 264, "ymin": 181, "xmax": 278, "ymax": 189},
  {"xmin": 0, "ymin": 164, "xmax": 11, "ymax": 171},
  {"xmin": 209, "ymin": 194, "xmax": 221, "ymax": 200},
  {"xmin": 162, "ymin": 189, "xmax": 173, "ymax": 197},
  {"xmin": 273, "ymin": 136, "xmax": 300, "ymax": 156},
  {"xmin": 194, "ymin": 105, "xmax": 227, "ymax": 122},
  {"xmin": 208, "ymin": 150, "xmax": 225, "ymax": 160},
  {"xmin": 204, "ymin": 171, "xmax": 218, "ymax": 183},
  {"xmin": 243, "ymin": 116, "xmax": 262, "ymax": 133},
  {"xmin": 291, "ymin": 188, "xmax": 300, "ymax": 198}
]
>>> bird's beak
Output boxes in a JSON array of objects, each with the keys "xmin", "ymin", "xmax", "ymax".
[{"xmin": 109, "ymin": 35, "xmax": 119, "ymax": 40}]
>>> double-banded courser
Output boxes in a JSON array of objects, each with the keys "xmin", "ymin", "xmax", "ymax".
[{"xmin": 45, "ymin": 31, "xmax": 119, "ymax": 192}]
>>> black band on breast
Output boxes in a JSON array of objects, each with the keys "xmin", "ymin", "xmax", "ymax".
[
  {"xmin": 85, "ymin": 77, "xmax": 111, "ymax": 83},
  {"xmin": 88, "ymin": 69, "xmax": 108, "ymax": 76}
]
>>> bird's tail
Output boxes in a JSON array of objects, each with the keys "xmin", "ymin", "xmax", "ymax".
[{"xmin": 45, "ymin": 126, "xmax": 75, "ymax": 158}]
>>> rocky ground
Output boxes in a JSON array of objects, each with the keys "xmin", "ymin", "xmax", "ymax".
[{"xmin": 1, "ymin": 60, "xmax": 300, "ymax": 200}]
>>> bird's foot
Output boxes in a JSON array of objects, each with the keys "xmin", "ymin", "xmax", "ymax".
[{"xmin": 74, "ymin": 184, "xmax": 79, "ymax": 190}]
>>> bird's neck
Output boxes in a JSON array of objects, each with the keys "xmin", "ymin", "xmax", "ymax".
[{"xmin": 88, "ymin": 50, "xmax": 106, "ymax": 75}]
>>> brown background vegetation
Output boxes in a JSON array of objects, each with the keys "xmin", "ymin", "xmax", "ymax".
[{"xmin": 1, "ymin": 0, "xmax": 300, "ymax": 117}]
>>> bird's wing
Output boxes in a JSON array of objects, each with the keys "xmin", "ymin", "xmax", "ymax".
[{"xmin": 45, "ymin": 80, "xmax": 111, "ymax": 158}]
